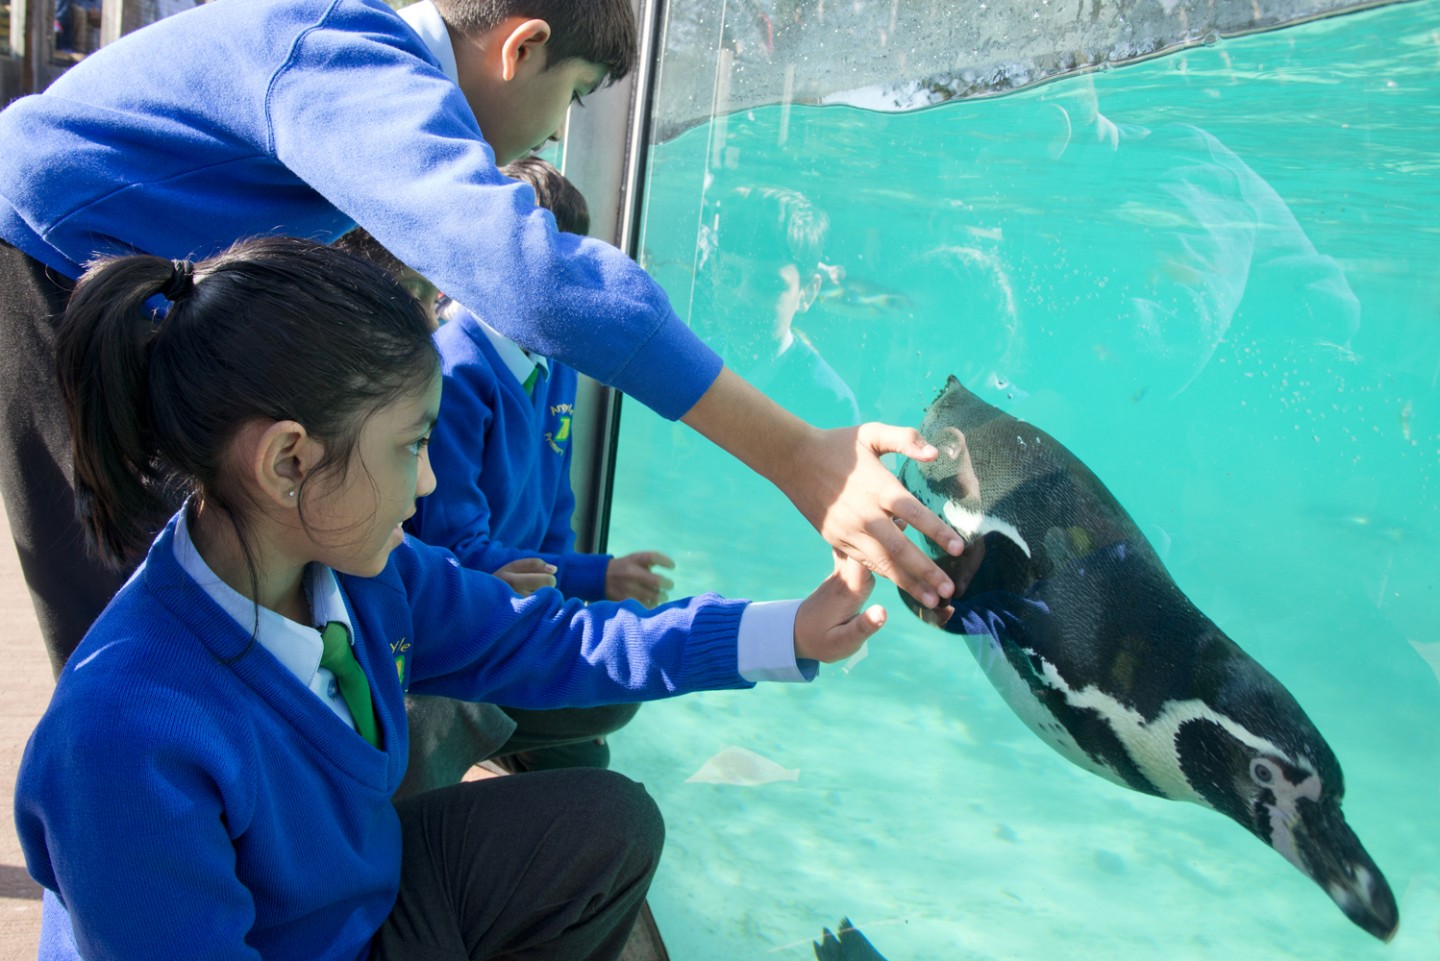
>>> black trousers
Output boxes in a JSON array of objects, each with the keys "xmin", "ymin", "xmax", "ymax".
[
  {"xmin": 0, "ymin": 241, "xmax": 133, "ymax": 675},
  {"xmin": 396, "ymin": 696, "xmax": 642, "ymax": 800},
  {"xmin": 375, "ymin": 769, "xmax": 663, "ymax": 961}
]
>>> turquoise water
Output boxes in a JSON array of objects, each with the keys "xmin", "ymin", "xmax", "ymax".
[{"xmin": 606, "ymin": 3, "xmax": 1440, "ymax": 958}]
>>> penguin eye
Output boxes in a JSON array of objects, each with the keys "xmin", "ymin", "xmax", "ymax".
[{"xmin": 1250, "ymin": 758, "xmax": 1277, "ymax": 785}]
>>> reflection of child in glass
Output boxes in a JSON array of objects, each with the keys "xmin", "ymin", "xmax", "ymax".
[
  {"xmin": 404, "ymin": 157, "xmax": 674, "ymax": 784},
  {"xmin": 16, "ymin": 237, "xmax": 885, "ymax": 961},
  {"xmin": 696, "ymin": 185, "xmax": 861, "ymax": 429}
]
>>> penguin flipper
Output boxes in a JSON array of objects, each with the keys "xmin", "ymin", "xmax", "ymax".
[{"xmin": 813, "ymin": 919, "xmax": 889, "ymax": 961}]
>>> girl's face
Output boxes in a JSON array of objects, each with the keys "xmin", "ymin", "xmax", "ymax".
[{"xmin": 303, "ymin": 374, "xmax": 442, "ymax": 577}]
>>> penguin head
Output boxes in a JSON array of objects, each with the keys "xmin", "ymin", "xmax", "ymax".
[{"xmin": 1174, "ymin": 710, "xmax": 1398, "ymax": 941}]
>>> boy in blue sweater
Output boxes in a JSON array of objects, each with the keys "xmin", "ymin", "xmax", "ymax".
[
  {"xmin": 0, "ymin": 0, "xmax": 964, "ymax": 677},
  {"xmin": 401, "ymin": 158, "xmax": 670, "ymax": 790},
  {"xmin": 18, "ymin": 237, "xmax": 887, "ymax": 961}
]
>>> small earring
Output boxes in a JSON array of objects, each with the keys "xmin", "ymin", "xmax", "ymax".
[{"xmin": 287, "ymin": 489, "xmax": 296, "ymax": 498}]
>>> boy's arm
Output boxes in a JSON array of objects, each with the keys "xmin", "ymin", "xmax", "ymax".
[
  {"xmin": 268, "ymin": 11, "xmax": 717, "ymax": 419},
  {"xmin": 681, "ymin": 369, "xmax": 964, "ymax": 608},
  {"xmin": 269, "ymin": 9, "xmax": 962, "ymax": 603}
]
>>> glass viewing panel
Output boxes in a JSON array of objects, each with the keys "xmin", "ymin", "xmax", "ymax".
[{"xmin": 605, "ymin": 0, "xmax": 1440, "ymax": 958}]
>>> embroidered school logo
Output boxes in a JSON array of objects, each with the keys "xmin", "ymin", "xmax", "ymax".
[
  {"xmin": 544, "ymin": 405, "xmax": 573, "ymax": 455},
  {"xmin": 391, "ymin": 637, "xmax": 411, "ymax": 686}
]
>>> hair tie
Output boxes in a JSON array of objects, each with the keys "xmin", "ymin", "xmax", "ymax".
[{"xmin": 160, "ymin": 260, "xmax": 196, "ymax": 302}]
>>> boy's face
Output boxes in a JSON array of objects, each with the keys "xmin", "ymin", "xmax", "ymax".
[
  {"xmin": 706, "ymin": 250, "xmax": 817, "ymax": 348},
  {"xmin": 464, "ymin": 49, "xmax": 608, "ymax": 166}
]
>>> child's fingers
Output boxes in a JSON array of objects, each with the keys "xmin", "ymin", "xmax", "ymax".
[
  {"xmin": 831, "ymin": 549, "xmax": 875, "ymax": 599},
  {"xmin": 505, "ymin": 557, "xmax": 557, "ymax": 574},
  {"xmin": 634, "ymin": 551, "xmax": 675, "ymax": 570},
  {"xmin": 856, "ymin": 422, "xmax": 938, "ymax": 462},
  {"xmin": 840, "ymin": 514, "xmax": 954, "ymax": 606},
  {"xmin": 885, "ymin": 491, "xmax": 965, "ymax": 558},
  {"xmin": 839, "ymin": 604, "xmax": 887, "ymax": 649}
]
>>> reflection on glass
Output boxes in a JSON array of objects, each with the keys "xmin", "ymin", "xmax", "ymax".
[
  {"xmin": 611, "ymin": 1, "xmax": 1440, "ymax": 958},
  {"xmin": 653, "ymin": 0, "xmax": 1411, "ymax": 137},
  {"xmin": 53, "ymin": 0, "xmax": 101, "ymax": 60},
  {"xmin": 693, "ymin": 184, "xmax": 860, "ymax": 427},
  {"xmin": 48, "ymin": 0, "xmax": 207, "ymax": 65}
]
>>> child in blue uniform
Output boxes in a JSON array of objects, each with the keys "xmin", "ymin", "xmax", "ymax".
[
  {"xmin": 0, "ymin": 0, "xmax": 962, "ymax": 678},
  {"xmin": 402, "ymin": 159, "xmax": 672, "ymax": 791},
  {"xmin": 694, "ymin": 184, "xmax": 861, "ymax": 429},
  {"xmin": 14, "ymin": 237, "xmax": 886, "ymax": 961}
]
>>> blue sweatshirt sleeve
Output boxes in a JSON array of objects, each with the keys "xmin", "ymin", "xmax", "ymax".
[
  {"xmin": 264, "ymin": 2, "xmax": 722, "ymax": 419},
  {"xmin": 388, "ymin": 539, "xmax": 753, "ymax": 708}
]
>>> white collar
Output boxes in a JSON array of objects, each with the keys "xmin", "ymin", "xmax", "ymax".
[
  {"xmin": 446, "ymin": 301, "xmax": 548, "ymax": 388},
  {"xmin": 477, "ymin": 314, "xmax": 549, "ymax": 387},
  {"xmin": 172, "ymin": 506, "xmax": 354, "ymax": 685},
  {"xmin": 399, "ymin": 0, "xmax": 460, "ymax": 85}
]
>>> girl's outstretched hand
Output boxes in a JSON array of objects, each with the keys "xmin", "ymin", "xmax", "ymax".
[
  {"xmin": 782, "ymin": 423, "xmax": 964, "ymax": 611},
  {"xmin": 793, "ymin": 551, "xmax": 888, "ymax": 664}
]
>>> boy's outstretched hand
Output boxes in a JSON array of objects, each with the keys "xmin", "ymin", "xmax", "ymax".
[
  {"xmin": 680, "ymin": 369, "xmax": 965, "ymax": 609},
  {"xmin": 793, "ymin": 551, "xmax": 887, "ymax": 664},
  {"xmin": 783, "ymin": 423, "xmax": 965, "ymax": 609},
  {"xmin": 606, "ymin": 550, "xmax": 676, "ymax": 607}
]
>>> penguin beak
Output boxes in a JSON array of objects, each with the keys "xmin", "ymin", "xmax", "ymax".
[{"xmin": 1277, "ymin": 799, "xmax": 1398, "ymax": 942}]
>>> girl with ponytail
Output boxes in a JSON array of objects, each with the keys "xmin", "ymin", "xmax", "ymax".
[{"xmin": 17, "ymin": 236, "xmax": 886, "ymax": 961}]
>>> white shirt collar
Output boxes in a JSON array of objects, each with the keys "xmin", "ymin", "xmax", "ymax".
[
  {"xmin": 442, "ymin": 301, "xmax": 548, "ymax": 388},
  {"xmin": 476, "ymin": 314, "xmax": 549, "ymax": 387},
  {"xmin": 172, "ymin": 506, "xmax": 354, "ymax": 687},
  {"xmin": 399, "ymin": 0, "xmax": 460, "ymax": 85}
]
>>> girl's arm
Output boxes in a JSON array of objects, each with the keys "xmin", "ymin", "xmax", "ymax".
[{"xmin": 395, "ymin": 539, "xmax": 753, "ymax": 708}]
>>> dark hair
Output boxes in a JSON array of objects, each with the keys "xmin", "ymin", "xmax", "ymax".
[
  {"xmin": 56, "ymin": 237, "xmax": 440, "ymax": 568},
  {"xmin": 501, "ymin": 156, "xmax": 590, "ymax": 235},
  {"xmin": 433, "ymin": 0, "xmax": 636, "ymax": 82},
  {"xmin": 712, "ymin": 185, "xmax": 829, "ymax": 278},
  {"xmin": 332, "ymin": 227, "xmax": 410, "ymax": 280}
]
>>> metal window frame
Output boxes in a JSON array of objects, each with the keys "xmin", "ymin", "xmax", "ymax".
[{"xmin": 558, "ymin": 0, "xmax": 665, "ymax": 556}]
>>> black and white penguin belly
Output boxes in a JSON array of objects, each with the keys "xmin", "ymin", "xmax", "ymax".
[{"xmin": 898, "ymin": 375, "xmax": 1398, "ymax": 942}]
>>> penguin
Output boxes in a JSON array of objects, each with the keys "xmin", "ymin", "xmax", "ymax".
[
  {"xmin": 813, "ymin": 919, "xmax": 889, "ymax": 961},
  {"xmin": 897, "ymin": 375, "xmax": 1398, "ymax": 942}
]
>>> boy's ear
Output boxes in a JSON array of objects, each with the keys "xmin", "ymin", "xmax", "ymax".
[
  {"xmin": 499, "ymin": 18, "xmax": 552, "ymax": 82},
  {"xmin": 246, "ymin": 420, "xmax": 324, "ymax": 509},
  {"xmin": 797, "ymin": 272, "xmax": 823, "ymax": 314}
]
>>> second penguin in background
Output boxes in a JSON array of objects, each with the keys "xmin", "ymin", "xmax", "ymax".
[{"xmin": 404, "ymin": 158, "xmax": 675, "ymax": 792}]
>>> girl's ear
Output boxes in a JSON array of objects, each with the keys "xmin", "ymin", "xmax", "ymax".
[
  {"xmin": 499, "ymin": 18, "xmax": 551, "ymax": 82},
  {"xmin": 245, "ymin": 420, "xmax": 323, "ymax": 509}
]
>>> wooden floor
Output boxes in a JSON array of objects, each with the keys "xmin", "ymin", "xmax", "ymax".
[{"xmin": 0, "ymin": 505, "xmax": 668, "ymax": 959}]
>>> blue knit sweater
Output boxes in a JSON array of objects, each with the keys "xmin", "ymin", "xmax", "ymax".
[
  {"xmin": 15, "ymin": 515, "xmax": 750, "ymax": 961},
  {"xmin": 409, "ymin": 307, "xmax": 611, "ymax": 600},
  {"xmin": 0, "ymin": 0, "xmax": 718, "ymax": 420}
]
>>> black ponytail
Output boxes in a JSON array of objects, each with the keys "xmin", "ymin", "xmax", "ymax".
[
  {"xmin": 57, "ymin": 256, "xmax": 185, "ymax": 566},
  {"xmin": 56, "ymin": 237, "xmax": 440, "ymax": 568}
]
